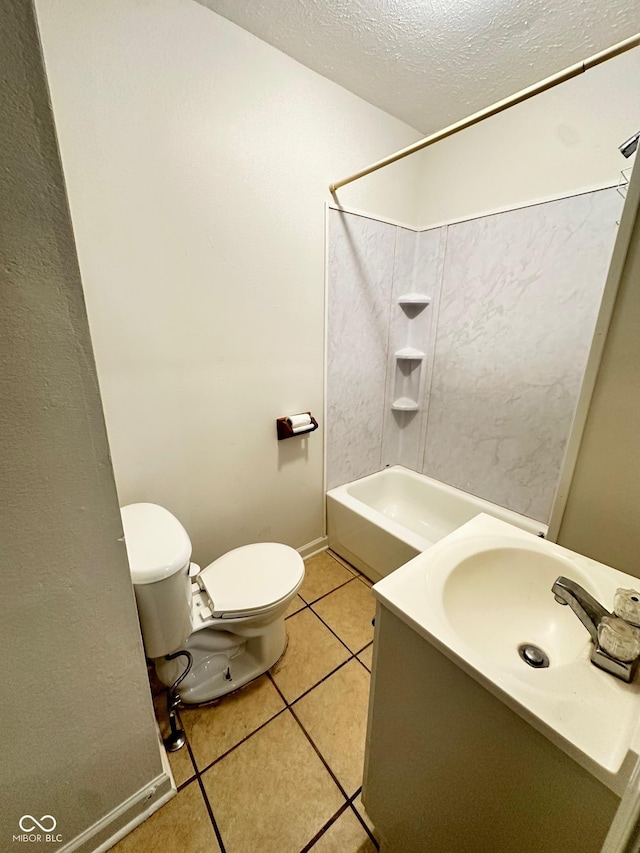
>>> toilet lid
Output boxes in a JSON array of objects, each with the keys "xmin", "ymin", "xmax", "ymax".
[
  {"xmin": 199, "ymin": 543, "xmax": 304, "ymax": 618},
  {"xmin": 121, "ymin": 502, "xmax": 192, "ymax": 585}
]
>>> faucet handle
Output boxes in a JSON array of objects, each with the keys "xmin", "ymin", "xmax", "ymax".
[
  {"xmin": 598, "ymin": 616, "xmax": 640, "ymax": 663},
  {"xmin": 614, "ymin": 588, "xmax": 640, "ymax": 627}
]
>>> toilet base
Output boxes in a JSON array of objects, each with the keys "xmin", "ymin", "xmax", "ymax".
[{"xmin": 154, "ymin": 616, "xmax": 287, "ymax": 704}]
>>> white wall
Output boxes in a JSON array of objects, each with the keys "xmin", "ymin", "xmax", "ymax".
[
  {"xmin": 416, "ymin": 48, "xmax": 640, "ymax": 227},
  {"xmin": 0, "ymin": 1, "xmax": 166, "ymax": 848},
  {"xmin": 35, "ymin": 0, "xmax": 423, "ymax": 564}
]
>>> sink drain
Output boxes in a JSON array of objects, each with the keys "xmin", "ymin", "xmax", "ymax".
[{"xmin": 518, "ymin": 644, "xmax": 549, "ymax": 669}]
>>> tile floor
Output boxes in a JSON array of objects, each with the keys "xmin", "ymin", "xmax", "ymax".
[{"xmin": 113, "ymin": 550, "xmax": 379, "ymax": 853}]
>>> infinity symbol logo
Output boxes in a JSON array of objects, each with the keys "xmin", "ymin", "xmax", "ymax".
[{"xmin": 19, "ymin": 815, "xmax": 57, "ymax": 832}]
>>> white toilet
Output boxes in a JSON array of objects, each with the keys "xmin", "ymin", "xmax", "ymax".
[{"xmin": 121, "ymin": 502, "xmax": 304, "ymax": 703}]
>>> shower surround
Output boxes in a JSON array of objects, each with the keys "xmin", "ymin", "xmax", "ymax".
[{"xmin": 327, "ymin": 188, "xmax": 623, "ymax": 523}]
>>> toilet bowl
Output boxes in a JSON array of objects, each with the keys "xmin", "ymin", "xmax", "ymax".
[{"xmin": 121, "ymin": 502, "xmax": 304, "ymax": 703}]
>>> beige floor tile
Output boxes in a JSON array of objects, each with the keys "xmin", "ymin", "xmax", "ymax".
[
  {"xmin": 286, "ymin": 593, "xmax": 306, "ymax": 618},
  {"xmin": 294, "ymin": 660, "xmax": 370, "ymax": 797},
  {"xmin": 353, "ymin": 793, "xmax": 379, "ymax": 840},
  {"xmin": 357, "ymin": 644, "xmax": 374, "ymax": 672},
  {"xmin": 181, "ymin": 675, "xmax": 285, "ymax": 770},
  {"xmin": 312, "ymin": 808, "xmax": 377, "ymax": 852},
  {"xmin": 312, "ymin": 579, "xmax": 376, "ymax": 653},
  {"xmin": 357, "ymin": 573, "xmax": 374, "ymax": 589},
  {"xmin": 300, "ymin": 551, "xmax": 355, "ymax": 604},
  {"xmin": 271, "ymin": 608, "xmax": 351, "ymax": 702},
  {"xmin": 111, "ymin": 780, "xmax": 220, "ymax": 853},
  {"xmin": 153, "ymin": 692, "xmax": 196, "ymax": 787},
  {"xmin": 202, "ymin": 711, "xmax": 344, "ymax": 853}
]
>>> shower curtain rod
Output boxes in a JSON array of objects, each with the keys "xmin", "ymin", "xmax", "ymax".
[{"xmin": 329, "ymin": 32, "xmax": 640, "ymax": 194}]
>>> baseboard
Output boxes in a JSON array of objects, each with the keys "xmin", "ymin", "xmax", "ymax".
[
  {"xmin": 297, "ymin": 536, "xmax": 328, "ymax": 559},
  {"xmin": 58, "ymin": 736, "xmax": 175, "ymax": 853}
]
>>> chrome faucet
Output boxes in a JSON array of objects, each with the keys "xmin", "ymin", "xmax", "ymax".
[
  {"xmin": 552, "ymin": 577, "xmax": 610, "ymax": 642},
  {"xmin": 552, "ymin": 576, "xmax": 638, "ymax": 682}
]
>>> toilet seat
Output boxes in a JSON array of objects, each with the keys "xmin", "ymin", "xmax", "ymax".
[{"xmin": 198, "ymin": 542, "xmax": 304, "ymax": 618}]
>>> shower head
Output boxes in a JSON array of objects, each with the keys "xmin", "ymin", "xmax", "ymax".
[{"xmin": 619, "ymin": 131, "xmax": 640, "ymax": 159}]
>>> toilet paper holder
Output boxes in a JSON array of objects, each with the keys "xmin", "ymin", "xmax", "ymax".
[{"xmin": 276, "ymin": 412, "xmax": 319, "ymax": 440}]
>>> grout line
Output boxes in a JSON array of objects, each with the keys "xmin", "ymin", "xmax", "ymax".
[
  {"xmin": 195, "ymin": 706, "xmax": 289, "ymax": 777},
  {"xmin": 268, "ymin": 673, "xmax": 353, "ymax": 804},
  {"xmin": 286, "ymin": 601, "xmax": 309, "ymax": 619},
  {"xmin": 298, "ymin": 573, "xmax": 357, "ymax": 609},
  {"xmin": 270, "ymin": 669, "xmax": 377, "ymax": 852},
  {"xmin": 267, "ymin": 670, "xmax": 289, "ymax": 706},
  {"xmin": 172, "ymin": 711, "xmax": 228, "ymax": 853},
  {"xmin": 176, "ymin": 774, "xmax": 196, "ymax": 793},
  {"xmin": 349, "ymin": 800, "xmax": 380, "ymax": 850},
  {"xmin": 297, "ymin": 800, "xmax": 352, "ymax": 853},
  {"xmin": 285, "ymin": 593, "xmax": 375, "ymax": 693},
  {"xmin": 195, "ymin": 773, "xmax": 227, "ymax": 853},
  {"xmin": 308, "ymin": 590, "xmax": 373, "ymax": 657},
  {"xmin": 278, "ymin": 638, "xmax": 371, "ymax": 711},
  {"xmin": 355, "ymin": 655, "xmax": 372, "ymax": 674},
  {"xmin": 287, "ymin": 703, "xmax": 351, "ymax": 800},
  {"xmin": 287, "ymin": 657, "xmax": 355, "ymax": 707},
  {"xmin": 179, "ymin": 711, "xmax": 200, "ymax": 778},
  {"xmin": 308, "ymin": 605, "xmax": 359, "ymax": 656},
  {"xmin": 348, "ymin": 787, "xmax": 380, "ymax": 848}
]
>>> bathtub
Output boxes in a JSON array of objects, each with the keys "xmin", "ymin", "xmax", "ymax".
[{"xmin": 327, "ymin": 466, "xmax": 546, "ymax": 581}]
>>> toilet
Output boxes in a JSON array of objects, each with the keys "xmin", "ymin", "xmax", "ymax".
[{"xmin": 121, "ymin": 502, "xmax": 304, "ymax": 704}]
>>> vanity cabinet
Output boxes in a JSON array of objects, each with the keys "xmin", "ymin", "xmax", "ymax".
[{"xmin": 363, "ymin": 603, "xmax": 620, "ymax": 852}]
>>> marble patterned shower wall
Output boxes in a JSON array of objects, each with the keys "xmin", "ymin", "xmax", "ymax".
[
  {"xmin": 326, "ymin": 212, "xmax": 398, "ymax": 491},
  {"xmin": 327, "ymin": 188, "xmax": 623, "ymax": 522}
]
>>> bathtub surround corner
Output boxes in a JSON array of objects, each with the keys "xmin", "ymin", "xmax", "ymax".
[
  {"xmin": 381, "ymin": 226, "xmax": 447, "ymax": 474},
  {"xmin": 326, "ymin": 210, "xmax": 447, "ymax": 490}
]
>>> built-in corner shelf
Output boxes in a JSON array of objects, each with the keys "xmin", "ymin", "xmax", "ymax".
[
  {"xmin": 391, "ymin": 396, "xmax": 420, "ymax": 412},
  {"xmin": 398, "ymin": 293, "xmax": 431, "ymax": 307},
  {"xmin": 391, "ymin": 295, "xmax": 431, "ymax": 417},
  {"xmin": 395, "ymin": 347, "xmax": 426, "ymax": 361}
]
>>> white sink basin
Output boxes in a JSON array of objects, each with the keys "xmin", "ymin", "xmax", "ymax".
[
  {"xmin": 372, "ymin": 514, "xmax": 640, "ymax": 795},
  {"xmin": 440, "ymin": 542, "xmax": 595, "ymax": 668}
]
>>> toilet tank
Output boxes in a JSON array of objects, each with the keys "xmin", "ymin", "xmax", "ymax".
[{"xmin": 121, "ymin": 502, "xmax": 193, "ymax": 659}]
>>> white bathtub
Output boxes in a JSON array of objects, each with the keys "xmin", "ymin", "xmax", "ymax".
[{"xmin": 327, "ymin": 466, "xmax": 547, "ymax": 581}]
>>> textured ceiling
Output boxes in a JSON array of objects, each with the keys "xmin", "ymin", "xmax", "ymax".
[{"xmin": 197, "ymin": 0, "xmax": 640, "ymax": 134}]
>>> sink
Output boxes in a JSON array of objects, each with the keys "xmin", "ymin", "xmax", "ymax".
[
  {"xmin": 440, "ymin": 542, "xmax": 595, "ymax": 668},
  {"xmin": 371, "ymin": 513, "xmax": 640, "ymax": 795}
]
